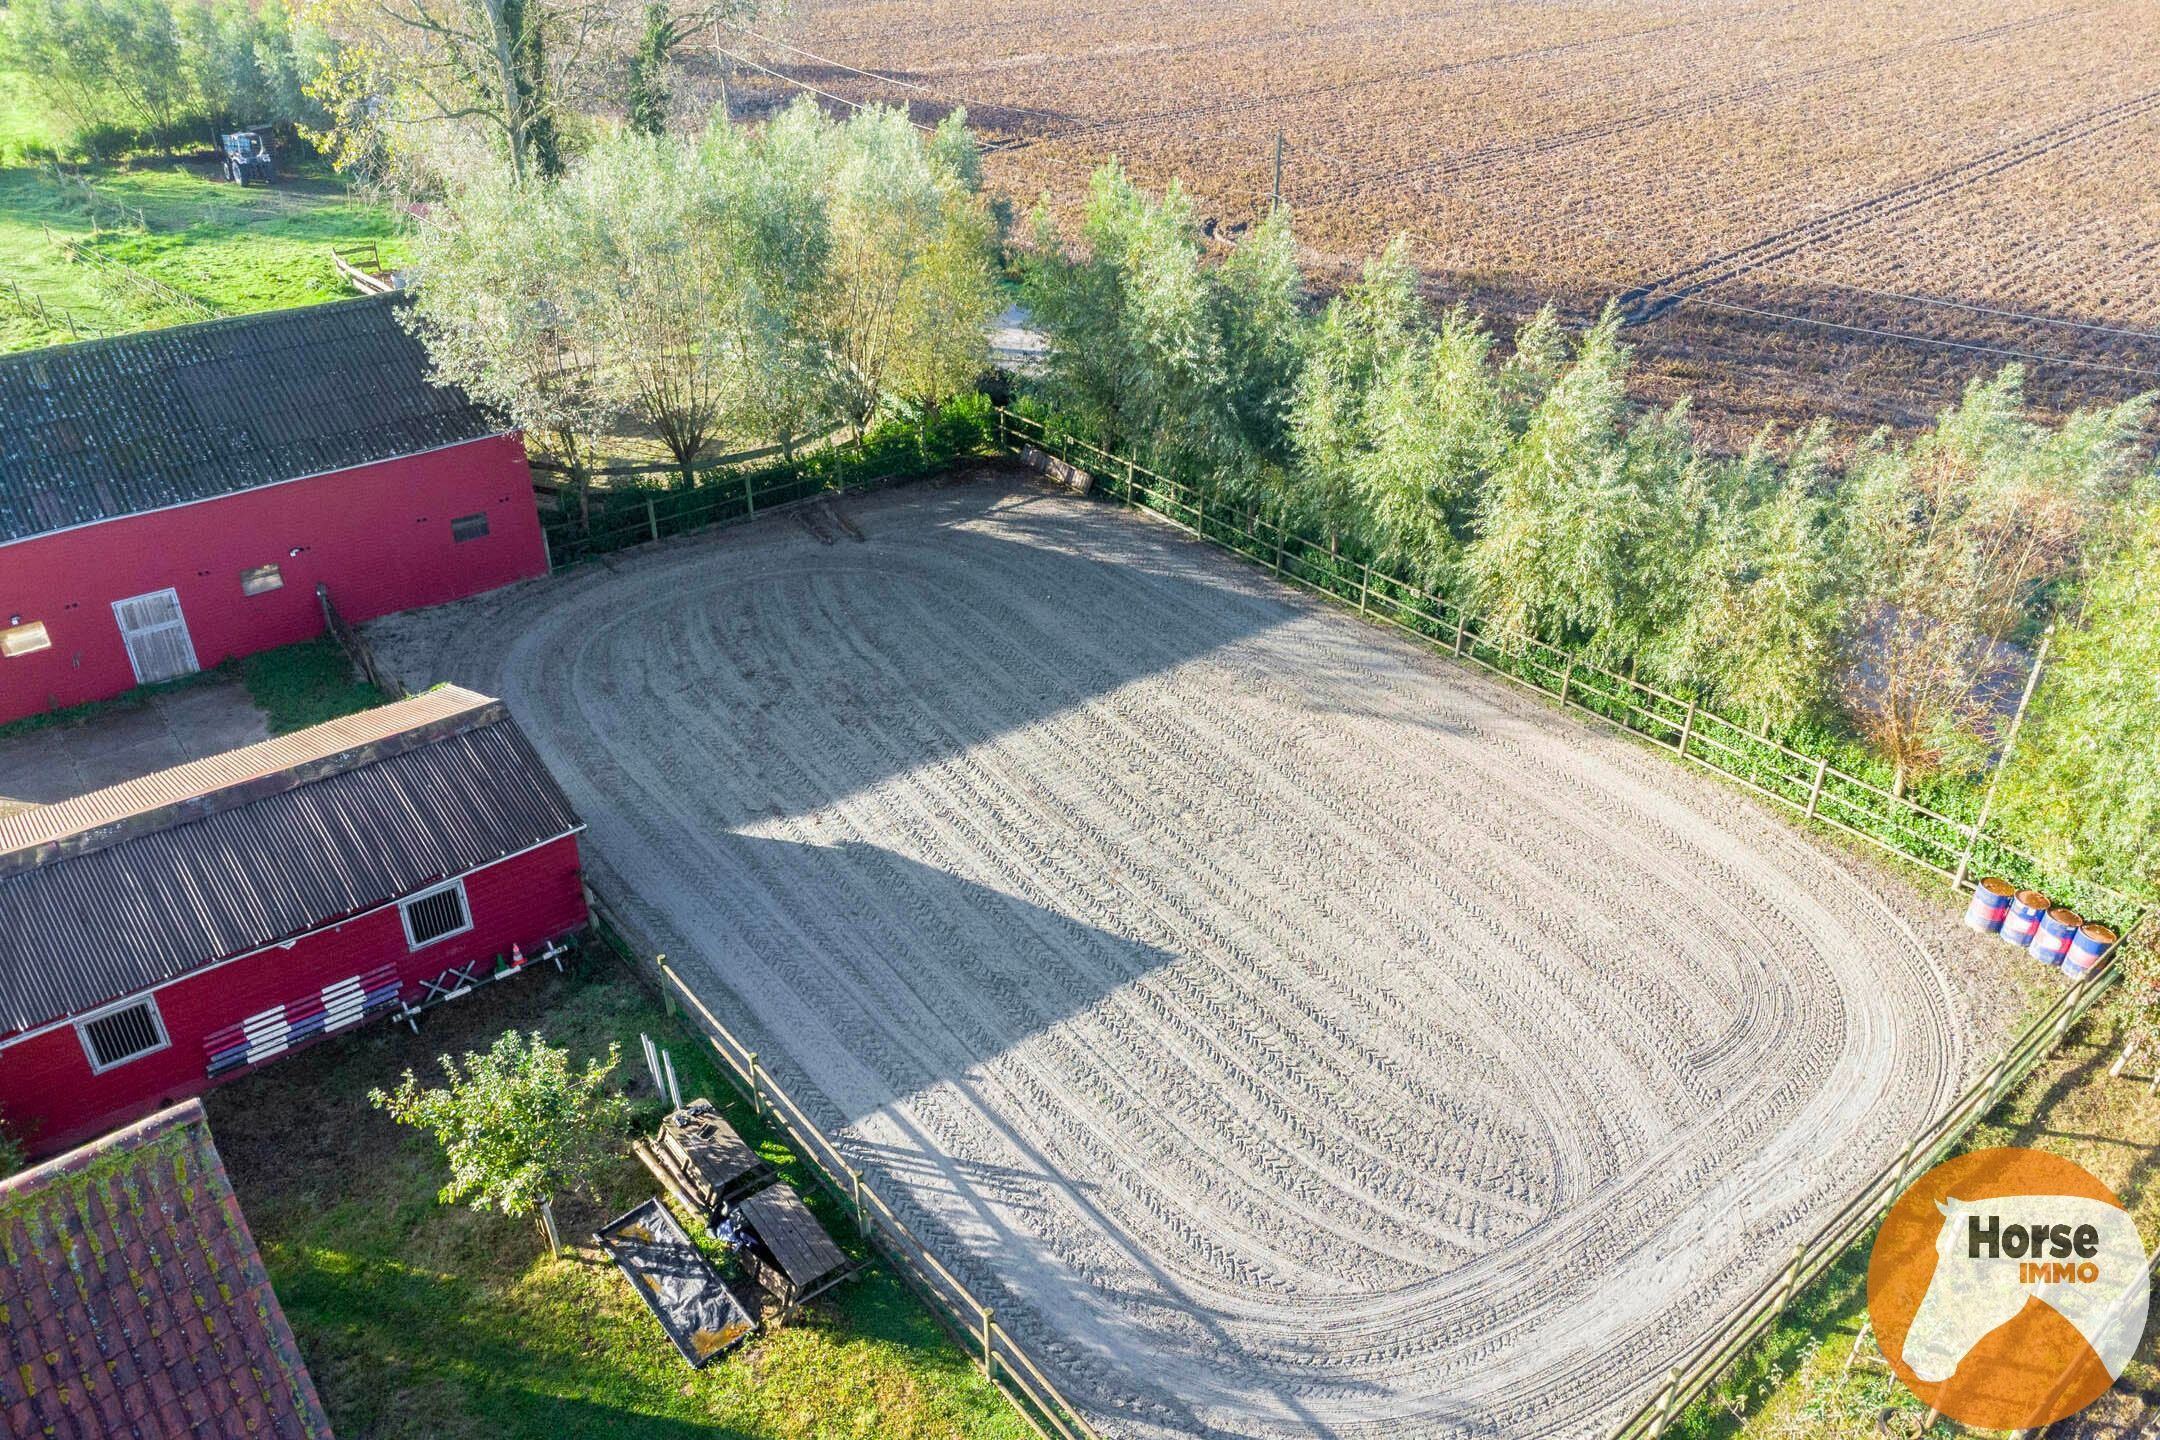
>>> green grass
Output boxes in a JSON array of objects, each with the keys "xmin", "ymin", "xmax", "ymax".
[
  {"xmin": 0, "ymin": 132, "xmax": 404, "ymax": 352},
  {"xmin": 204, "ymin": 953, "xmax": 1029, "ymax": 1440},
  {"xmin": 238, "ymin": 637, "xmax": 390, "ymax": 734}
]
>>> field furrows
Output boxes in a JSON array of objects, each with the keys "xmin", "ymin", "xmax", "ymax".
[
  {"xmin": 377, "ymin": 480, "xmax": 2027, "ymax": 1437},
  {"xmin": 745, "ymin": 0, "xmax": 2160, "ymax": 431}
]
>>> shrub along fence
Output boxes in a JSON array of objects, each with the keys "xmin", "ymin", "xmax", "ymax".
[
  {"xmin": 994, "ymin": 406, "xmax": 2140, "ymax": 930},
  {"xmin": 536, "ymin": 400, "xmax": 995, "ymax": 568},
  {"xmin": 581, "ymin": 886, "xmax": 1106, "ymax": 1440},
  {"xmin": 996, "ymin": 403, "xmax": 2150, "ymax": 1436}
]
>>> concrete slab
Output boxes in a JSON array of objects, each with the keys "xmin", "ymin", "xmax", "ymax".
[{"xmin": 0, "ymin": 677, "xmax": 270, "ymax": 808}]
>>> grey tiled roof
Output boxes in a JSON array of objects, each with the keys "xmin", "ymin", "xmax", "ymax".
[{"xmin": 0, "ymin": 296, "xmax": 503, "ymax": 546}]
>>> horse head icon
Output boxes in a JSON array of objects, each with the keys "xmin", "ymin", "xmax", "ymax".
[{"xmin": 1900, "ymin": 1194, "xmax": 2148, "ymax": 1386}]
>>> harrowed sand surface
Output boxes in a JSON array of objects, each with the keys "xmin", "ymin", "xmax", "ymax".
[{"xmin": 375, "ymin": 469, "xmax": 2029, "ymax": 1439}]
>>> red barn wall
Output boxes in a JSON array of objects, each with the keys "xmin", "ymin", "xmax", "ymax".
[
  {"xmin": 0, "ymin": 434, "xmax": 544, "ymax": 726},
  {"xmin": 0, "ymin": 834, "xmax": 586, "ymax": 1158}
]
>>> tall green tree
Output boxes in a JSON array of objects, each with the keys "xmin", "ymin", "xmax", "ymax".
[
  {"xmin": 1462, "ymin": 306, "xmax": 1646, "ymax": 646},
  {"xmin": 2003, "ymin": 496, "xmax": 2160, "ymax": 891},
  {"xmin": 1837, "ymin": 368, "xmax": 2152, "ymax": 794},
  {"xmin": 623, "ymin": 0, "xmax": 676, "ymax": 137}
]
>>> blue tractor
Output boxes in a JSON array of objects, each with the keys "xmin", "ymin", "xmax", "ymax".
[{"xmin": 220, "ymin": 131, "xmax": 275, "ymax": 186}]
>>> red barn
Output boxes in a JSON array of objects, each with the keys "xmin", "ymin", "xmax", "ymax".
[
  {"xmin": 0, "ymin": 296, "xmax": 545, "ymax": 727},
  {"xmin": 0, "ymin": 687, "xmax": 588, "ymax": 1157}
]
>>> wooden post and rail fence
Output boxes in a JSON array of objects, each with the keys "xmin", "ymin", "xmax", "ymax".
[
  {"xmin": 990, "ymin": 404, "xmax": 2152, "ymax": 1434},
  {"xmin": 581, "ymin": 887, "xmax": 1106, "ymax": 1440}
]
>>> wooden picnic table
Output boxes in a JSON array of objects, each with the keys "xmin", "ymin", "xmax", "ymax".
[
  {"xmin": 644, "ymin": 1099, "xmax": 773, "ymax": 1219},
  {"xmin": 733, "ymin": 1182, "xmax": 857, "ymax": 1317}
]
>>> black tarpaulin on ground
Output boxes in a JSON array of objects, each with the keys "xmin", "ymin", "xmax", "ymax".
[{"xmin": 595, "ymin": 1197, "xmax": 755, "ymax": 1367}]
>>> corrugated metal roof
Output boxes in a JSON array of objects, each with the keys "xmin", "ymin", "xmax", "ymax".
[
  {"xmin": 0, "ymin": 691, "xmax": 582, "ymax": 1035},
  {"xmin": 0, "ymin": 295, "xmax": 504, "ymax": 547}
]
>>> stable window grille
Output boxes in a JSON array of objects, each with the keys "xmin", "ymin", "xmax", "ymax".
[
  {"xmin": 1, "ymin": 621, "xmax": 49, "ymax": 657},
  {"xmin": 400, "ymin": 879, "xmax": 472, "ymax": 949},
  {"xmin": 450, "ymin": 513, "xmax": 490, "ymax": 543},
  {"xmin": 78, "ymin": 997, "xmax": 169, "ymax": 1073},
  {"xmin": 240, "ymin": 563, "xmax": 284, "ymax": 596}
]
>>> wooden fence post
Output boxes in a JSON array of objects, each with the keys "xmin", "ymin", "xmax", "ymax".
[
  {"xmin": 851, "ymin": 1166, "xmax": 869, "ymax": 1236},
  {"xmin": 1357, "ymin": 567, "xmax": 1371, "ymax": 615},
  {"xmin": 1453, "ymin": 612, "xmax": 1469, "ymax": 657},
  {"xmin": 745, "ymin": 471, "xmax": 756, "ymax": 518},
  {"xmin": 1805, "ymin": 757, "xmax": 1827, "ymax": 819},
  {"xmin": 981, "ymin": 1306, "xmax": 995, "ymax": 1379},
  {"xmin": 646, "ymin": 496, "xmax": 660, "ymax": 544},
  {"xmin": 748, "ymin": 1052, "xmax": 763, "ymax": 1115},
  {"xmin": 1558, "ymin": 661, "xmax": 1575, "ymax": 708},
  {"xmin": 1678, "ymin": 700, "xmax": 1697, "ymax": 757},
  {"xmin": 1125, "ymin": 455, "xmax": 1137, "ymax": 506}
]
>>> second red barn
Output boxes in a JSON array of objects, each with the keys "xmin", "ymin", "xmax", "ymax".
[{"xmin": 0, "ymin": 687, "xmax": 588, "ymax": 1157}]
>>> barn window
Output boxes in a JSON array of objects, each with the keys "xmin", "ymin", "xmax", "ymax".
[
  {"xmin": 450, "ymin": 513, "xmax": 490, "ymax": 543},
  {"xmin": 1, "ymin": 621, "xmax": 50, "ymax": 657},
  {"xmin": 239, "ymin": 563, "xmax": 284, "ymax": 596},
  {"xmin": 77, "ymin": 996, "xmax": 169, "ymax": 1073},
  {"xmin": 400, "ymin": 879, "xmax": 473, "ymax": 949}
]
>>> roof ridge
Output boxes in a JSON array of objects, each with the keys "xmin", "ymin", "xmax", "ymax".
[
  {"xmin": 0, "ymin": 685, "xmax": 503, "ymax": 878},
  {"xmin": 0, "ymin": 292, "xmax": 402, "ymax": 370}
]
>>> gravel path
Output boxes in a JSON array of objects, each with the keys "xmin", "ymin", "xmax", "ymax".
[{"xmin": 374, "ymin": 471, "xmax": 2028, "ymax": 1439}]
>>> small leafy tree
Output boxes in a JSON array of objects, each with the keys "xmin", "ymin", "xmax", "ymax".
[{"xmin": 371, "ymin": 1029, "xmax": 629, "ymax": 1254}]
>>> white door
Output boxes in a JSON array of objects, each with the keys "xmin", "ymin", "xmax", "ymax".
[{"xmin": 112, "ymin": 588, "xmax": 201, "ymax": 685}]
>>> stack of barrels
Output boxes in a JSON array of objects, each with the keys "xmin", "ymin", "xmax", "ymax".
[{"xmin": 1965, "ymin": 877, "xmax": 2118, "ymax": 980}]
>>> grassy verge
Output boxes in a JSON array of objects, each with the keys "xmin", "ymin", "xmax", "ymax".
[
  {"xmin": 204, "ymin": 950, "xmax": 1028, "ymax": 1440},
  {"xmin": 1671, "ymin": 994, "xmax": 2160, "ymax": 1437},
  {"xmin": 0, "ymin": 160, "xmax": 401, "ymax": 352},
  {"xmin": 238, "ymin": 637, "xmax": 390, "ymax": 733}
]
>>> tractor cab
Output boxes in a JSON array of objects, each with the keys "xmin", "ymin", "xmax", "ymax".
[{"xmin": 220, "ymin": 131, "xmax": 274, "ymax": 186}]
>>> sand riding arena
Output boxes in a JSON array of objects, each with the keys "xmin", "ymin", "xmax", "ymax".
[{"xmin": 375, "ymin": 466, "xmax": 2024, "ymax": 1439}]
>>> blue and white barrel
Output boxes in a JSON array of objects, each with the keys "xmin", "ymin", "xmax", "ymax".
[
  {"xmin": 1964, "ymin": 877, "xmax": 2014, "ymax": 934},
  {"xmin": 2002, "ymin": 891, "xmax": 2050, "ymax": 949},
  {"xmin": 2029, "ymin": 907, "xmax": 2082, "ymax": 968},
  {"xmin": 2065, "ymin": 923, "xmax": 2119, "ymax": 981}
]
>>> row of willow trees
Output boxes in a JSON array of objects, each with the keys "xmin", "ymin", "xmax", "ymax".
[
  {"xmin": 403, "ymin": 99, "xmax": 1005, "ymax": 507},
  {"xmin": 1020, "ymin": 164, "xmax": 2160, "ymax": 899}
]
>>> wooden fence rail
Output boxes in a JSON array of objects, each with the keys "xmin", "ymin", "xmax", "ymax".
[
  {"xmin": 44, "ymin": 224, "xmax": 217, "ymax": 321},
  {"xmin": 0, "ymin": 275, "xmax": 94, "ymax": 339},
  {"xmin": 579, "ymin": 887, "xmax": 1107, "ymax": 1440},
  {"xmin": 995, "ymin": 404, "xmax": 2149, "ymax": 1434}
]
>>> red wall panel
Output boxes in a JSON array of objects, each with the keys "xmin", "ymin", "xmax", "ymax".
[
  {"xmin": 0, "ymin": 434, "xmax": 546, "ymax": 725},
  {"xmin": 0, "ymin": 835, "xmax": 587, "ymax": 1157}
]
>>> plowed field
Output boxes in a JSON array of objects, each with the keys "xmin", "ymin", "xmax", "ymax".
[{"xmin": 718, "ymin": 0, "xmax": 2160, "ymax": 444}]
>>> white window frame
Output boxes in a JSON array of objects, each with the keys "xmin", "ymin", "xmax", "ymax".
[
  {"xmin": 399, "ymin": 877, "xmax": 474, "ymax": 951},
  {"xmin": 75, "ymin": 993, "xmax": 171, "ymax": 1074}
]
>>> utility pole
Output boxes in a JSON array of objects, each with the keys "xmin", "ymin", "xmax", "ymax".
[
  {"xmin": 1271, "ymin": 130, "xmax": 1284, "ymax": 211},
  {"xmin": 1952, "ymin": 623, "xmax": 2052, "ymax": 892}
]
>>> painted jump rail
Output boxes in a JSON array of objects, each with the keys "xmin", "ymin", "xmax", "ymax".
[
  {"xmin": 992, "ymin": 406, "xmax": 2142, "ymax": 931},
  {"xmin": 994, "ymin": 404, "xmax": 2150, "ymax": 1434},
  {"xmin": 582, "ymin": 887, "xmax": 1106, "ymax": 1440}
]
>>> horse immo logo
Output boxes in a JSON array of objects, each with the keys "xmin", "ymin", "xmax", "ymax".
[{"xmin": 1868, "ymin": 1148, "xmax": 2151, "ymax": 1428}]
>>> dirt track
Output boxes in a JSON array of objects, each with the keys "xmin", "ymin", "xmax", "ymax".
[{"xmin": 374, "ymin": 472, "xmax": 2026, "ymax": 1438}]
